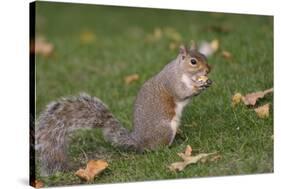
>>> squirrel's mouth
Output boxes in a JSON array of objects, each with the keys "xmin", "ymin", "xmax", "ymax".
[{"xmin": 192, "ymin": 75, "xmax": 212, "ymax": 89}]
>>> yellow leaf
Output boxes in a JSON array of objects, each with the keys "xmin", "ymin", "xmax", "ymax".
[
  {"xmin": 163, "ymin": 27, "xmax": 182, "ymax": 42},
  {"xmin": 80, "ymin": 31, "xmax": 96, "ymax": 44},
  {"xmin": 124, "ymin": 74, "xmax": 139, "ymax": 85},
  {"xmin": 169, "ymin": 42, "xmax": 178, "ymax": 51},
  {"xmin": 221, "ymin": 50, "xmax": 232, "ymax": 59},
  {"xmin": 145, "ymin": 27, "xmax": 163, "ymax": 42},
  {"xmin": 232, "ymin": 93, "xmax": 243, "ymax": 106},
  {"xmin": 75, "ymin": 160, "xmax": 108, "ymax": 182},
  {"xmin": 210, "ymin": 39, "xmax": 219, "ymax": 52},
  {"xmin": 254, "ymin": 103, "xmax": 270, "ymax": 119}
]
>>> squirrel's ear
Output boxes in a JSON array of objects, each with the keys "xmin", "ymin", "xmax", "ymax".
[
  {"xmin": 190, "ymin": 40, "xmax": 197, "ymax": 51},
  {"xmin": 179, "ymin": 45, "xmax": 188, "ymax": 60}
]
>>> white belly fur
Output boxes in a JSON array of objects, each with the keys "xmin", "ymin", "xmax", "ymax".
[
  {"xmin": 169, "ymin": 74, "xmax": 193, "ymax": 145},
  {"xmin": 169, "ymin": 100, "xmax": 189, "ymax": 144}
]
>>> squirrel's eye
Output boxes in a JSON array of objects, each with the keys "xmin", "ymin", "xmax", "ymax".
[{"xmin": 190, "ymin": 59, "xmax": 197, "ymax": 65}]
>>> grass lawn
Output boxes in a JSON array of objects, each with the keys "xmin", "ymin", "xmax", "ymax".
[{"xmin": 34, "ymin": 1, "xmax": 273, "ymax": 187}]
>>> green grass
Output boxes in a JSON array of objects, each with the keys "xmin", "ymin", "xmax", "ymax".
[{"xmin": 34, "ymin": 1, "xmax": 273, "ymax": 187}]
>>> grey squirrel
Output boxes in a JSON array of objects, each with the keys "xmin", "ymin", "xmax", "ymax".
[{"xmin": 35, "ymin": 45, "xmax": 212, "ymax": 176}]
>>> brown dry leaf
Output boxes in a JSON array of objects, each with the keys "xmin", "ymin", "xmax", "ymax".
[
  {"xmin": 209, "ymin": 154, "xmax": 222, "ymax": 162},
  {"xmin": 34, "ymin": 36, "xmax": 54, "ymax": 57},
  {"xmin": 242, "ymin": 88, "xmax": 273, "ymax": 106},
  {"xmin": 198, "ymin": 39, "xmax": 219, "ymax": 57},
  {"xmin": 232, "ymin": 93, "xmax": 243, "ymax": 106},
  {"xmin": 221, "ymin": 50, "xmax": 232, "ymax": 59},
  {"xmin": 124, "ymin": 74, "xmax": 139, "ymax": 85},
  {"xmin": 184, "ymin": 145, "xmax": 192, "ymax": 156},
  {"xmin": 80, "ymin": 31, "xmax": 96, "ymax": 44},
  {"xmin": 168, "ymin": 145, "xmax": 217, "ymax": 172},
  {"xmin": 169, "ymin": 153, "xmax": 217, "ymax": 172},
  {"xmin": 32, "ymin": 180, "xmax": 44, "ymax": 188},
  {"xmin": 254, "ymin": 103, "xmax": 270, "ymax": 119},
  {"xmin": 75, "ymin": 160, "xmax": 109, "ymax": 182}
]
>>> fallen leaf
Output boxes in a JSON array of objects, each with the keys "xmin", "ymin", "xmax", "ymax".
[
  {"xmin": 232, "ymin": 93, "xmax": 243, "ymax": 106},
  {"xmin": 145, "ymin": 27, "xmax": 163, "ymax": 42},
  {"xmin": 124, "ymin": 74, "xmax": 139, "ymax": 85},
  {"xmin": 198, "ymin": 39, "xmax": 219, "ymax": 57},
  {"xmin": 168, "ymin": 145, "xmax": 218, "ymax": 172},
  {"xmin": 169, "ymin": 42, "xmax": 178, "ymax": 51},
  {"xmin": 146, "ymin": 27, "xmax": 182, "ymax": 43},
  {"xmin": 75, "ymin": 160, "xmax": 108, "ymax": 182},
  {"xmin": 169, "ymin": 153, "xmax": 217, "ymax": 172},
  {"xmin": 32, "ymin": 180, "xmax": 44, "ymax": 188},
  {"xmin": 80, "ymin": 31, "xmax": 96, "ymax": 44},
  {"xmin": 209, "ymin": 155, "xmax": 222, "ymax": 162},
  {"xmin": 242, "ymin": 88, "xmax": 273, "ymax": 106},
  {"xmin": 254, "ymin": 103, "xmax": 270, "ymax": 119},
  {"xmin": 163, "ymin": 27, "xmax": 182, "ymax": 42},
  {"xmin": 210, "ymin": 39, "xmax": 219, "ymax": 52},
  {"xmin": 221, "ymin": 50, "xmax": 232, "ymax": 59},
  {"xmin": 184, "ymin": 145, "xmax": 192, "ymax": 156},
  {"xmin": 34, "ymin": 36, "xmax": 54, "ymax": 57}
]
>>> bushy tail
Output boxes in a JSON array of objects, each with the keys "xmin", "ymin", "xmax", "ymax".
[{"xmin": 35, "ymin": 93, "xmax": 138, "ymax": 176}]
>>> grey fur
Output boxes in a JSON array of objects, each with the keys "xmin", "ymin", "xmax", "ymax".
[{"xmin": 36, "ymin": 46, "xmax": 211, "ymax": 176}]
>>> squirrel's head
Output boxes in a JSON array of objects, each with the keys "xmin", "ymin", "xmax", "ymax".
[{"xmin": 177, "ymin": 44, "xmax": 212, "ymax": 89}]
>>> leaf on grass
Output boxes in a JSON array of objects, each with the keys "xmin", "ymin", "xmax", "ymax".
[
  {"xmin": 75, "ymin": 160, "xmax": 108, "ymax": 182},
  {"xmin": 209, "ymin": 154, "xmax": 222, "ymax": 162},
  {"xmin": 169, "ymin": 42, "xmax": 178, "ymax": 51},
  {"xmin": 80, "ymin": 30, "xmax": 96, "ymax": 44},
  {"xmin": 184, "ymin": 145, "xmax": 192, "ymax": 156},
  {"xmin": 124, "ymin": 73, "xmax": 139, "ymax": 85},
  {"xmin": 242, "ymin": 88, "xmax": 273, "ymax": 106},
  {"xmin": 254, "ymin": 103, "xmax": 270, "ymax": 119},
  {"xmin": 232, "ymin": 88, "xmax": 273, "ymax": 107},
  {"xmin": 146, "ymin": 27, "xmax": 182, "ymax": 43},
  {"xmin": 232, "ymin": 93, "xmax": 243, "ymax": 106},
  {"xmin": 34, "ymin": 36, "xmax": 54, "ymax": 57},
  {"xmin": 163, "ymin": 27, "xmax": 182, "ymax": 42},
  {"xmin": 198, "ymin": 39, "xmax": 219, "ymax": 57},
  {"xmin": 32, "ymin": 180, "xmax": 44, "ymax": 188},
  {"xmin": 145, "ymin": 27, "xmax": 163, "ymax": 42},
  {"xmin": 221, "ymin": 50, "xmax": 232, "ymax": 59},
  {"xmin": 168, "ymin": 145, "xmax": 218, "ymax": 172}
]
